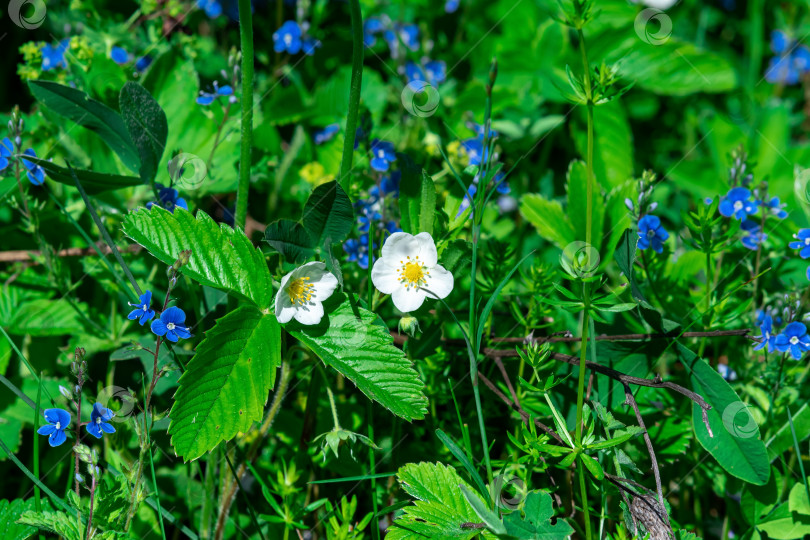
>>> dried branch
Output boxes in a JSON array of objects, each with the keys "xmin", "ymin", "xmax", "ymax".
[{"xmin": 490, "ymin": 328, "xmax": 753, "ymax": 344}]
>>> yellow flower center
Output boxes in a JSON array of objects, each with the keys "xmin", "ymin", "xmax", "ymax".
[
  {"xmin": 397, "ymin": 256, "xmax": 429, "ymax": 289},
  {"xmin": 287, "ymin": 277, "xmax": 314, "ymax": 305}
]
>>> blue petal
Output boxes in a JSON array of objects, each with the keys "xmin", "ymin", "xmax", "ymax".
[
  {"xmin": 128, "ymin": 309, "xmax": 141, "ymax": 321},
  {"xmin": 37, "ymin": 424, "xmax": 56, "ymax": 436},
  {"xmin": 86, "ymin": 422, "xmax": 103, "ymax": 439},
  {"xmin": 151, "ymin": 318, "xmax": 168, "ymax": 337},
  {"xmin": 173, "ymin": 326, "xmax": 192, "ymax": 339},
  {"xmin": 196, "ymin": 94, "xmax": 216, "ymax": 106},
  {"xmin": 139, "ymin": 309, "xmax": 155, "ymax": 326},
  {"xmin": 100, "ymin": 422, "xmax": 116, "ymax": 434},
  {"xmin": 44, "ymin": 408, "xmax": 71, "ymax": 427},
  {"xmin": 161, "ymin": 306, "xmax": 186, "ymax": 325},
  {"xmin": 50, "ymin": 429, "xmax": 67, "ymax": 447},
  {"xmin": 165, "ymin": 330, "xmax": 179, "ymax": 343}
]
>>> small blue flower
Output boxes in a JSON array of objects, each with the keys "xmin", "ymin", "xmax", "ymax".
[
  {"xmin": 110, "ymin": 46, "xmax": 129, "ymax": 65},
  {"xmin": 86, "ymin": 403, "xmax": 116, "ymax": 439},
  {"xmin": 370, "ymin": 140, "xmax": 396, "ymax": 172},
  {"xmin": 147, "ymin": 184, "xmax": 188, "ymax": 213},
  {"xmin": 753, "ymin": 313, "xmax": 777, "ymax": 353},
  {"xmin": 21, "ymin": 149, "xmax": 45, "ymax": 186},
  {"xmin": 197, "ymin": 0, "xmax": 223, "ymax": 18},
  {"xmin": 468, "ymin": 120, "xmax": 498, "ymax": 140},
  {"xmin": 343, "ymin": 234, "xmax": 369, "ymax": 269},
  {"xmin": 37, "ymin": 409, "xmax": 71, "ymax": 447},
  {"xmin": 741, "ymin": 220, "xmax": 767, "ymax": 250},
  {"xmin": 494, "ymin": 172, "xmax": 510, "ymax": 195},
  {"xmin": 424, "ymin": 60, "xmax": 447, "ymax": 85},
  {"xmin": 462, "ymin": 138, "xmax": 487, "ymax": 166},
  {"xmin": 380, "ymin": 171, "xmax": 401, "ymax": 198},
  {"xmin": 718, "ymin": 187, "xmax": 757, "ymax": 220},
  {"xmin": 637, "ymin": 215, "xmax": 669, "ymax": 253},
  {"xmin": 405, "ymin": 61, "xmax": 426, "ymax": 83},
  {"xmin": 717, "ymin": 363, "xmax": 738, "ymax": 381},
  {"xmin": 41, "ymin": 40, "xmax": 70, "ymax": 71},
  {"xmin": 358, "ymin": 209, "xmax": 382, "ymax": 232},
  {"xmin": 789, "ymin": 229, "xmax": 810, "ymax": 258},
  {"xmin": 764, "ymin": 196, "xmax": 788, "ymax": 219},
  {"xmin": 128, "ymin": 290, "xmax": 156, "ymax": 326},
  {"xmin": 385, "ymin": 221, "xmax": 402, "ymax": 235},
  {"xmin": 314, "ymin": 124, "xmax": 340, "ymax": 145},
  {"xmin": 398, "ymin": 24, "xmax": 419, "ymax": 51},
  {"xmin": 771, "ymin": 30, "xmax": 790, "ymax": 55},
  {"xmin": 274, "ymin": 21, "xmax": 303, "ymax": 54},
  {"xmin": 363, "ymin": 17, "xmax": 385, "ymax": 46},
  {"xmin": 135, "ymin": 55, "xmax": 153, "ymax": 72},
  {"xmin": 445, "ymin": 0, "xmax": 460, "ymax": 12},
  {"xmin": 775, "ymin": 321, "xmax": 810, "ymax": 360},
  {"xmin": 383, "ymin": 29, "xmax": 399, "ymax": 58},
  {"xmin": 151, "ymin": 306, "xmax": 192, "ymax": 343},
  {"xmin": 0, "ymin": 138, "xmax": 13, "ymax": 171},
  {"xmin": 302, "ymin": 37, "xmax": 321, "ymax": 56},
  {"xmin": 196, "ymin": 82, "xmax": 234, "ymax": 106}
]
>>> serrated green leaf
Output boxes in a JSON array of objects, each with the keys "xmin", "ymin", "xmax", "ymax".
[
  {"xmin": 387, "ymin": 462, "xmax": 489, "ymax": 540},
  {"xmin": 0, "ymin": 499, "xmax": 37, "ymax": 540},
  {"xmin": 122, "ymin": 207, "xmax": 274, "ymax": 308},
  {"xmin": 0, "ymin": 295, "xmax": 84, "ymax": 336},
  {"xmin": 287, "ymin": 293, "xmax": 427, "ymax": 421},
  {"xmin": 17, "ymin": 156, "xmax": 142, "ymax": 194},
  {"xmin": 302, "ymin": 181, "xmax": 354, "ymax": 245},
  {"xmin": 18, "ymin": 510, "xmax": 84, "ymax": 540},
  {"xmin": 398, "ymin": 154, "xmax": 436, "ymax": 235},
  {"xmin": 263, "ymin": 219, "xmax": 316, "ymax": 264},
  {"xmin": 503, "ymin": 490, "xmax": 574, "ymax": 539},
  {"xmin": 28, "ymin": 80, "xmax": 140, "ymax": 173},
  {"xmin": 519, "ymin": 194, "xmax": 575, "ymax": 249},
  {"xmin": 168, "ymin": 306, "xmax": 281, "ymax": 461},
  {"xmin": 119, "ymin": 82, "xmax": 168, "ymax": 182}
]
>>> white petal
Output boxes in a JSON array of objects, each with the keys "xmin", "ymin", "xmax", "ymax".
[
  {"xmin": 276, "ymin": 304, "xmax": 297, "ymax": 324},
  {"xmin": 371, "ymin": 258, "xmax": 401, "ymax": 294},
  {"xmin": 381, "ymin": 232, "xmax": 419, "ymax": 267},
  {"xmin": 414, "ymin": 232, "xmax": 438, "ymax": 266},
  {"xmin": 274, "ymin": 287, "xmax": 286, "ymax": 319},
  {"xmin": 313, "ymin": 270, "xmax": 339, "ymax": 301},
  {"xmin": 391, "ymin": 287, "xmax": 427, "ymax": 313},
  {"xmin": 424, "ymin": 264, "xmax": 453, "ymax": 299},
  {"xmin": 294, "ymin": 301, "xmax": 324, "ymax": 325},
  {"xmin": 298, "ymin": 261, "xmax": 328, "ymax": 279}
]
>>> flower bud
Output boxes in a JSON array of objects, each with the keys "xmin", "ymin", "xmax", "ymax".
[
  {"xmin": 59, "ymin": 385, "xmax": 73, "ymax": 399},
  {"xmin": 75, "ymin": 473, "xmax": 84, "ymax": 484},
  {"xmin": 398, "ymin": 316, "xmax": 421, "ymax": 337}
]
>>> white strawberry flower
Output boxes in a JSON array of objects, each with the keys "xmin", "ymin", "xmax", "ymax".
[
  {"xmin": 371, "ymin": 232, "xmax": 454, "ymax": 313},
  {"xmin": 275, "ymin": 262, "xmax": 339, "ymax": 325}
]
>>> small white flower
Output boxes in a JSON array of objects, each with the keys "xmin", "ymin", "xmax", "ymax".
[
  {"xmin": 275, "ymin": 262, "xmax": 339, "ymax": 325},
  {"xmin": 371, "ymin": 232, "xmax": 454, "ymax": 313}
]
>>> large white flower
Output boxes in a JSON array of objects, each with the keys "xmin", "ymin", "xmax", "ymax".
[
  {"xmin": 371, "ymin": 232, "xmax": 454, "ymax": 313},
  {"xmin": 275, "ymin": 262, "xmax": 339, "ymax": 325}
]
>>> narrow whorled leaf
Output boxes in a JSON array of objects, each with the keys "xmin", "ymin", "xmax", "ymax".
[
  {"xmin": 122, "ymin": 208, "xmax": 274, "ymax": 308},
  {"xmin": 263, "ymin": 219, "xmax": 316, "ymax": 264},
  {"xmin": 302, "ymin": 181, "xmax": 354, "ymax": 245},
  {"xmin": 398, "ymin": 154, "xmax": 435, "ymax": 235},
  {"xmin": 28, "ymin": 80, "xmax": 140, "ymax": 173},
  {"xmin": 119, "ymin": 82, "xmax": 168, "ymax": 182},
  {"xmin": 168, "ymin": 306, "xmax": 281, "ymax": 461},
  {"xmin": 287, "ymin": 293, "xmax": 427, "ymax": 421},
  {"xmin": 19, "ymin": 156, "xmax": 142, "ymax": 194}
]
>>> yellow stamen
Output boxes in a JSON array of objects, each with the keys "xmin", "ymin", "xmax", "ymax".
[
  {"xmin": 287, "ymin": 276, "xmax": 314, "ymax": 305},
  {"xmin": 398, "ymin": 261, "xmax": 427, "ymax": 289}
]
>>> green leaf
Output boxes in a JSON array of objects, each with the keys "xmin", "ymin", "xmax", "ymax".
[
  {"xmin": 440, "ymin": 239, "xmax": 472, "ymax": 275},
  {"xmin": 398, "ymin": 154, "xmax": 436, "ymax": 235},
  {"xmin": 263, "ymin": 219, "xmax": 316, "ymax": 264},
  {"xmin": 678, "ymin": 344, "xmax": 770, "ymax": 486},
  {"xmin": 302, "ymin": 181, "xmax": 354, "ymax": 246},
  {"xmin": 435, "ymin": 429, "xmax": 489, "ymax": 501},
  {"xmin": 519, "ymin": 194, "xmax": 575, "ymax": 249},
  {"xmin": 790, "ymin": 482, "xmax": 810, "ymax": 515},
  {"xmin": 766, "ymin": 403, "xmax": 810, "ymax": 461},
  {"xmin": 122, "ymin": 207, "xmax": 275, "ymax": 308},
  {"xmin": 287, "ymin": 293, "xmax": 427, "ymax": 421},
  {"xmin": 566, "ymin": 159, "xmax": 604, "ymax": 246},
  {"xmin": 0, "ymin": 296, "xmax": 84, "ymax": 336},
  {"xmin": 18, "ymin": 156, "xmax": 142, "ymax": 194},
  {"xmin": 387, "ymin": 462, "xmax": 489, "ymax": 540},
  {"xmin": 119, "ymin": 82, "xmax": 168, "ymax": 182},
  {"xmin": 579, "ymin": 454, "xmax": 604, "ymax": 480},
  {"xmin": 756, "ymin": 503, "xmax": 810, "ymax": 539},
  {"xmin": 459, "ymin": 484, "xmax": 506, "ymax": 535},
  {"xmin": 503, "ymin": 490, "xmax": 574, "ymax": 539},
  {"xmin": 168, "ymin": 306, "xmax": 281, "ymax": 461},
  {"xmin": 28, "ymin": 80, "xmax": 140, "ymax": 173},
  {"xmin": 18, "ymin": 510, "xmax": 84, "ymax": 540},
  {"xmin": 0, "ymin": 499, "xmax": 37, "ymax": 540}
]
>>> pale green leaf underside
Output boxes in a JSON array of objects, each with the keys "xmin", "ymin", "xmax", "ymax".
[
  {"xmin": 388, "ymin": 462, "xmax": 489, "ymax": 540},
  {"xmin": 169, "ymin": 306, "xmax": 281, "ymax": 461},
  {"xmin": 288, "ymin": 294, "xmax": 427, "ymax": 421},
  {"xmin": 122, "ymin": 208, "xmax": 274, "ymax": 308}
]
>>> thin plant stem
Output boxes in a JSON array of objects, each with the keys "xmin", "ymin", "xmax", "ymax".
[
  {"xmin": 338, "ymin": 0, "xmax": 364, "ymax": 188},
  {"xmin": 33, "ymin": 375, "xmax": 44, "ymax": 540},
  {"xmin": 84, "ymin": 475, "xmax": 97, "ymax": 540},
  {"xmin": 145, "ymin": 414, "xmax": 168, "ymax": 540},
  {"xmin": 574, "ymin": 281, "xmax": 592, "ymax": 539},
  {"xmin": 234, "ymin": 0, "xmax": 255, "ymax": 231}
]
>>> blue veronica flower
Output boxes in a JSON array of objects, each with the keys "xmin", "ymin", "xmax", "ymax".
[
  {"xmin": 457, "ymin": 184, "xmax": 477, "ymax": 218},
  {"xmin": 789, "ymin": 229, "xmax": 810, "ymax": 258},
  {"xmin": 424, "ymin": 60, "xmax": 447, "ymax": 85},
  {"xmin": 462, "ymin": 138, "xmax": 487, "ymax": 166},
  {"xmin": 0, "ymin": 138, "xmax": 13, "ymax": 171},
  {"xmin": 766, "ymin": 56, "xmax": 800, "ymax": 85},
  {"xmin": 358, "ymin": 210, "xmax": 382, "ymax": 232},
  {"xmin": 302, "ymin": 37, "xmax": 321, "ymax": 56},
  {"xmin": 363, "ymin": 17, "xmax": 385, "ymax": 46},
  {"xmin": 370, "ymin": 140, "xmax": 396, "ymax": 172},
  {"xmin": 405, "ymin": 61, "xmax": 426, "ymax": 83},
  {"xmin": 468, "ymin": 120, "xmax": 498, "ymax": 140},
  {"xmin": 765, "ymin": 196, "xmax": 788, "ymax": 219},
  {"xmin": 380, "ymin": 171, "xmax": 401, "ymax": 198},
  {"xmin": 86, "ymin": 403, "xmax": 116, "ymax": 439},
  {"xmin": 41, "ymin": 40, "xmax": 70, "ymax": 71},
  {"xmin": 753, "ymin": 313, "xmax": 777, "ymax": 353},
  {"xmin": 383, "ymin": 29, "xmax": 399, "ymax": 58},
  {"xmin": 718, "ymin": 187, "xmax": 757, "ymax": 220},
  {"xmin": 21, "ymin": 149, "xmax": 45, "ymax": 186},
  {"xmin": 445, "ymin": 0, "xmax": 460, "ymax": 12},
  {"xmin": 637, "ymin": 215, "xmax": 669, "ymax": 253},
  {"xmin": 197, "ymin": 0, "xmax": 223, "ymax": 18},
  {"xmin": 494, "ymin": 172, "xmax": 510, "ymax": 195},
  {"xmin": 37, "ymin": 409, "xmax": 71, "ymax": 447},
  {"xmin": 135, "ymin": 55, "xmax": 153, "ymax": 72},
  {"xmin": 385, "ymin": 221, "xmax": 402, "ymax": 235},
  {"xmin": 110, "ymin": 46, "xmax": 129, "ymax": 65},
  {"xmin": 775, "ymin": 321, "xmax": 810, "ymax": 360},
  {"xmin": 196, "ymin": 82, "xmax": 234, "ymax": 106},
  {"xmin": 741, "ymin": 220, "xmax": 767, "ymax": 250},
  {"xmin": 314, "ymin": 124, "xmax": 340, "ymax": 145},
  {"xmin": 398, "ymin": 24, "xmax": 419, "ymax": 51},
  {"xmin": 151, "ymin": 306, "xmax": 192, "ymax": 342},
  {"xmin": 717, "ymin": 363, "xmax": 738, "ymax": 382},
  {"xmin": 128, "ymin": 290, "xmax": 156, "ymax": 325},
  {"xmin": 274, "ymin": 21, "xmax": 303, "ymax": 54},
  {"xmin": 147, "ymin": 184, "xmax": 188, "ymax": 213},
  {"xmin": 757, "ymin": 309, "xmax": 782, "ymax": 327},
  {"xmin": 343, "ymin": 234, "xmax": 370, "ymax": 269},
  {"xmin": 771, "ymin": 30, "xmax": 790, "ymax": 55}
]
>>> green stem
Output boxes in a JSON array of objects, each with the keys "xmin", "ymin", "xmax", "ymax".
[
  {"xmin": 234, "ymin": 0, "xmax": 254, "ymax": 231},
  {"xmin": 578, "ymin": 459, "xmax": 592, "ymax": 540},
  {"xmin": 577, "ymin": 27, "xmax": 595, "ymax": 248},
  {"xmin": 338, "ymin": 0, "xmax": 364, "ymax": 188},
  {"xmin": 367, "ymin": 401, "xmax": 380, "ymax": 540},
  {"xmin": 326, "ymin": 384, "xmax": 341, "ymax": 428},
  {"xmin": 33, "ymin": 376, "xmax": 44, "ymax": 540},
  {"xmin": 575, "ymin": 282, "xmax": 591, "ymax": 540}
]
